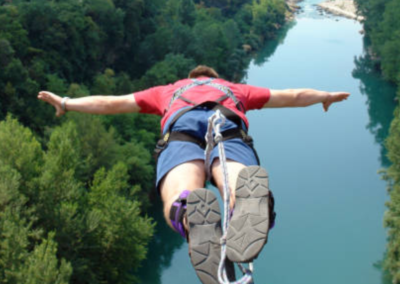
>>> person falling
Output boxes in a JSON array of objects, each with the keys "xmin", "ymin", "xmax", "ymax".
[{"xmin": 38, "ymin": 65, "xmax": 349, "ymax": 283}]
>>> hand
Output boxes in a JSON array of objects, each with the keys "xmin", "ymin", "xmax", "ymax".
[
  {"xmin": 323, "ymin": 92, "xmax": 350, "ymax": 112},
  {"xmin": 37, "ymin": 91, "xmax": 65, "ymax": 117}
]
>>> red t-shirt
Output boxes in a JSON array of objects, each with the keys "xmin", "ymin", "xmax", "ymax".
[{"xmin": 133, "ymin": 77, "xmax": 270, "ymax": 130}]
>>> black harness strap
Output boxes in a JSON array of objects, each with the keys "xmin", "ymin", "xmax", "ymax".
[
  {"xmin": 154, "ymin": 103, "xmax": 260, "ymax": 165},
  {"xmin": 166, "ymin": 128, "xmax": 247, "ymax": 149}
]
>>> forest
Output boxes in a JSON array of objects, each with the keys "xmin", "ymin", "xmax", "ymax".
[
  {"xmin": 0, "ymin": 0, "xmax": 288, "ymax": 283},
  {"xmin": 355, "ymin": 0, "xmax": 400, "ymax": 283}
]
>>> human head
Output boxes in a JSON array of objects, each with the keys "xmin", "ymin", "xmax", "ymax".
[{"xmin": 188, "ymin": 65, "xmax": 219, "ymax": 79}]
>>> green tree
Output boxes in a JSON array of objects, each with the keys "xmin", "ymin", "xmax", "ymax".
[
  {"xmin": 140, "ymin": 53, "xmax": 196, "ymax": 87},
  {"xmin": 0, "ymin": 116, "xmax": 155, "ymax": 284},
  {"xmin": 192, "ymin": 22, "xmax": 230, "ymax": 74},
  {"xmin": 68, "ymin": 113, "xmax": 119, "ymax": 182},
  {"xmin": 0, "ymin": 5, "xmax": 29, "ymax": 57},
  {"xmin": 91, "ymin": 68, "xmax": 116, "ymax": 95},
  {"xmin": 179, "ymin": 0, "xmax": 196, "ymax": 26},
  {"xmin": 85, "ymin": 163, "xmax": 154, "ymax": 283},
  {"xmin": 46, "ymin": 74, "xmax": 68, "ymax": 97},
  {"xmin": 377, "ymin": 0, "xmax": 400, "ymax": 83},
  {"xmin": 170, "ymin": 23, "xmax": 196, "ymax": 56},
  {"xmin": 19, "ymin": 233, "xmax": 72, "ymax": 284},
  {"xmin": 355, "ymin": 1, "xmax": 400, "ymax": 281},
  {"xmin": 0, "ymin": 163, "xmax": 32, "ymax": 284},
  {"xmin": 384, "ymin": 107, "xmax": 400, "ymax": 283},
  {"xmin": 0, "ymin": 118, "xmax": 72, "ymax": 284},
  {"xmin": 252, "ymin": 0, "xmax": 286, "ymax": 40},
  {"xmin": 0, "ymin": 115, "xmax": 43, "ymax": 191}
]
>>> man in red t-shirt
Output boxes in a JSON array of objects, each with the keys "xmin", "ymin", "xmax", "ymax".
[{"xmin": 38, "ymin": 65, "xmax": 349, "ymax": 284}]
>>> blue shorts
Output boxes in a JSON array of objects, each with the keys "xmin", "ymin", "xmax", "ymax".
[{"xmin": 156, "ymin": 107, "xmax": 259, "ymax": 189}]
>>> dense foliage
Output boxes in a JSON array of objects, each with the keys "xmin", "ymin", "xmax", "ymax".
[
  {"xmin": 356, "ymin": 0, "xmax": 400, "ymax": 84},
  {"xmin": 0, "ymin": 116, "xmax": 154, "ymax": 283},
  {"xmin": 355, "ymin": 0, "xmax": 400, "ymax": 282},
  {"xmin": 383, "ymin": 111, "xmax": 400, "ymax": 284},
  {"xmin": 0, "ymin": 0, "xmax": 288, "ymax": 283},
  {"xmin": 0, "ymin": 0, "xmax": 287, "ymax": 133}
]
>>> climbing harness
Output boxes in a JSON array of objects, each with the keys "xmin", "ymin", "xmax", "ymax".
[
  {"xmin": 154, "ymin": 78, "xmax": 260, "ymax": 164},
  {"xmin": 205, "ymin": 110, "xmax": 254, "ymax": 284},
  {"xmin": 166, "ymin": 78, "xmax": 245, "ymax": 113}
]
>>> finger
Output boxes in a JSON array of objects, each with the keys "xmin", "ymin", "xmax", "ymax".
[
  {"xmin": 333, "ymin": 93, "xmax": 350, "ymax": 102},
  {"xmin": 38, "ymin": 91, "xmax": 51, "ymax": 102},
  {"xmin": 334, "ymin": 92, "xmax": 350, "ymax": 99},
  {"xmin": 38, "ymin": 91, "xmax": 55, "ymax": 99},
  {"xmin": 323, "ymin": 102, "xmax": 329, "ymax": 112},
  {"xmin": 334, "ymin": 96, "xmax": 346, "ymax": 102},
  {"xmin": 39, "ymin": 91, "xmax": 55, "ymax": 96},
  {"xmin": 38, "ymin": 91, "xmax": 60, "ymax": 106}
]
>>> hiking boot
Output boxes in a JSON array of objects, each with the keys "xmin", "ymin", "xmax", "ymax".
[
  {"xmin": 226, "ymin": 166, "xmax": 276, "ymax": 263},
  {"xmin": 186, "ymin": 188, "xmax": 235, "ymax": 284}
]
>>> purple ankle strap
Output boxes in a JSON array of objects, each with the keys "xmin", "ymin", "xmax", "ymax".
[{"xmin": 170, "ymin": 190, "xmax": 190, "ymax": 238}]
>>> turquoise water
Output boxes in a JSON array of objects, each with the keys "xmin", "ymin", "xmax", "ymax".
[{"xmin": 138, "ymin": 1, "xmax": 397, "ymax": 283}]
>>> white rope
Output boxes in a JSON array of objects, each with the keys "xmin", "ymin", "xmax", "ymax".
[{"xmin": 204, "ymin": 110, "xmax": 254, "ymax": 284}]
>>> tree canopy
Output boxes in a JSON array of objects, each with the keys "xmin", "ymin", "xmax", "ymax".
[{"xmin": 355, "ymin": 0, "xmax": 400, "ymax": 282}]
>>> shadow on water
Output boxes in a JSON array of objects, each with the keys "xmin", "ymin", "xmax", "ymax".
[
  {"xmin": 352, "ymin": 40, "xmax": 397, "ymax": 167},
  {"xmin": 137, "ymin": 197, "xmax": 184, "ymax": 284}
]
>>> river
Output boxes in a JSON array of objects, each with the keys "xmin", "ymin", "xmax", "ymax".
[{"xmin": 138, "ymin": 1, "xmax": 397, "ymax": 283}]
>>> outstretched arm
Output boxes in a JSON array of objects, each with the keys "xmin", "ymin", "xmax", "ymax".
[
  {"xmin": 264, "ymin": 89, "xmax": 350, "ymax": 112},
  {"xmin": 38, "ymin": 91, "xmax": 141, "ymax": 117}
]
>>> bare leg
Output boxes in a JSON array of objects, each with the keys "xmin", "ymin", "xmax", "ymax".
[
  {"xmin": 211, "ymin": 159, "xmax": 246, "ymax": 209},
  {"xmin": 160, "ymin": 159, "xmax": 206, "ymax": 230},
  {"xmin": 161, "ymin": 159, "xmax": 237, "ymax": 283}
]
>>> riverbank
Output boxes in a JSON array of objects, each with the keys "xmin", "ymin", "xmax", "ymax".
[
  {"xmin": 317, "ymin": 0, "xmax": 364, "ymax": 21},
  {"xmin": 286, "ymin": 0, "xmax": 302, "ymax": 11},
  {"xmin": 355, "ymin": 0, "xmax": 400, "ymax": 280},
  {"xmin": 285, "ymin": 0, "xmax": 302, "ymax": 21}
]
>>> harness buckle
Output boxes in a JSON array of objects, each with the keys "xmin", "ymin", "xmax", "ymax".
[
  {"xmin": 240, "ymin": 129, "xmax": 247, "ymax": 139},
  {"xmin": 163, "ymin": 132, "xmax": 170, "ymax": 142}
]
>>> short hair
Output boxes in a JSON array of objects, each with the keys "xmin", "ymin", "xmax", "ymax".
[{"xmin": 188, "ymin": 65, "xmax": 219, "ymax": 78}]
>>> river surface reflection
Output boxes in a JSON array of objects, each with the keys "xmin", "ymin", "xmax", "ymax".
[{"xmin": 138, "ymin": 2, "xmax": 395, "ymax": 283}]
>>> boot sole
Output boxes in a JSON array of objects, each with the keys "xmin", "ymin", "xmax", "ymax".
[
  {"xmin": 187, "ymin": 188, "xmax": 235, "ymax": 284},
  {"xmin": 226, "ymin": 166, "xmax": 271, "ymax": 263}
]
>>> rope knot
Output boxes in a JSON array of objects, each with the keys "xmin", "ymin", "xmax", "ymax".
[{"xmin": 214, "ymin": 133, "xmax": 223, "ymax": 143}]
